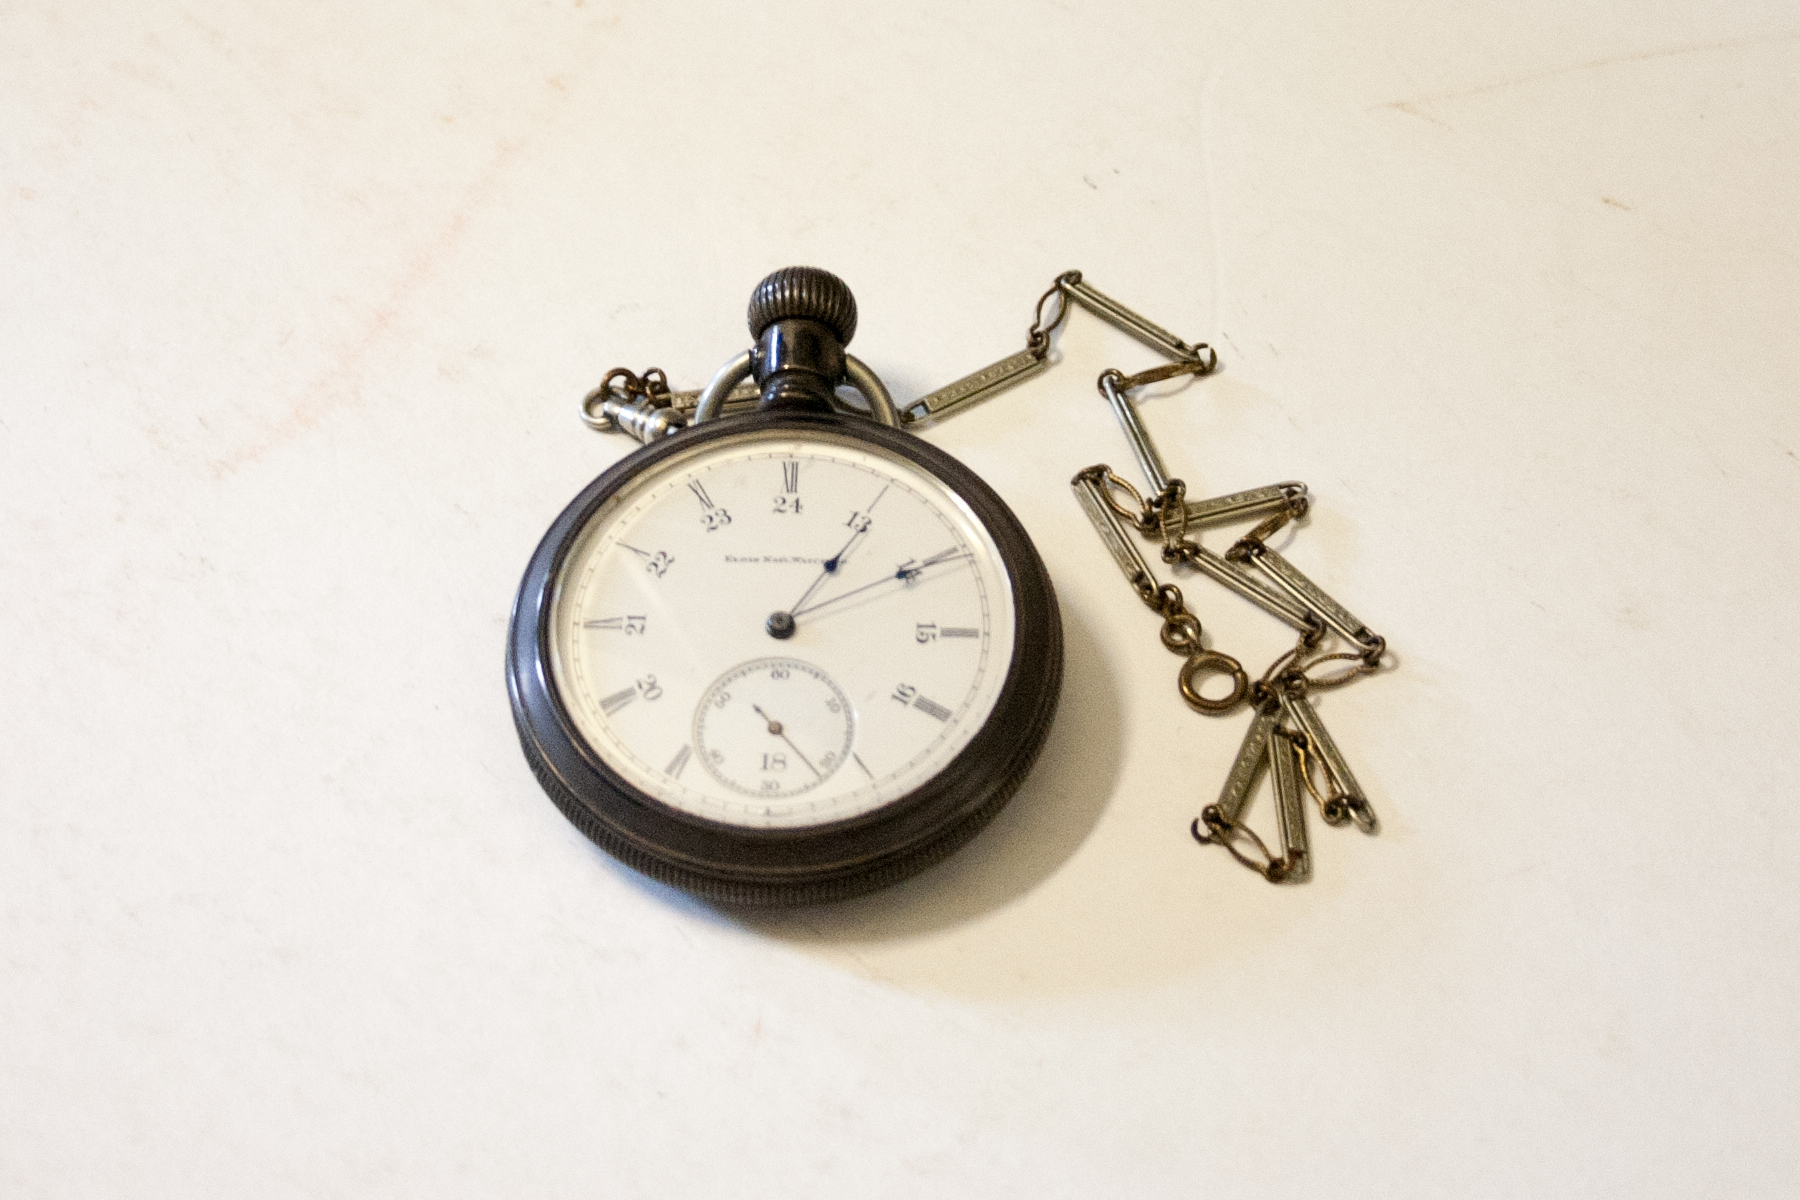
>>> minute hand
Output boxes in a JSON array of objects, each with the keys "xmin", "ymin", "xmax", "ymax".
[{"xmin": 790, "ymin": 548, "xmax": 969, "ymax": 620}]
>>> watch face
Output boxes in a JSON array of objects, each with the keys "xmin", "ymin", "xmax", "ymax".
[{"xmin": 545, "ymin": 426, "xmax": 1018, "ymax": 830}]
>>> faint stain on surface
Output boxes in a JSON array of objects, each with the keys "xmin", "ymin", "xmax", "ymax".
[
  {"xmin": 1381, "ymin": 32, "xmax": 1800, "ymax": 122},
  {"xmin": 208, "ymin": 138, "xmax": 526, "ymax": 480}
]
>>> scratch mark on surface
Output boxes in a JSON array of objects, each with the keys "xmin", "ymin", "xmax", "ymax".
[
  {"xmin": 205, "ymin": 16, "xmax": 623, "ymax": 479},
  {"xmin": 209, "ymin": 137, "xmax": 528, "ymax": 479},
  {"xmin": 1778, "ymin": 440, "xmax": 1798, "ymax": 467},
  {"xmin": 1600, "ymin": 195, "xmax": 1633, "ymax": 210},
  {"xmin": 1387, "ymin": 100, "xmax": 1451, "ymax": 129},
  {"xmin": 1381, "ymin": 31, "xmax": 1800, "ymax": 118}
]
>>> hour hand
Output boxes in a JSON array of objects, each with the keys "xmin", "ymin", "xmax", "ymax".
[{"xmin": 770, "ymin": 525, "xmax": 871, "ymax": 639}]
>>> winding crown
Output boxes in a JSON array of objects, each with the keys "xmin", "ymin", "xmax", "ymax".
[{"xmin": 747, "ymin": 266, "xmax": 858, "ymax": 345}]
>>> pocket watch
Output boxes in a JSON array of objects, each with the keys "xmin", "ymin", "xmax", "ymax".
[{"xmin": 507, "ymin": 268, "xmax": 1063, "ymax": 905}]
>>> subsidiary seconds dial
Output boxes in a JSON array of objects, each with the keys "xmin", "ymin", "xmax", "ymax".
[{"xmin": 693, "ymin": 658, "xmax": 855, "ymax": 799}]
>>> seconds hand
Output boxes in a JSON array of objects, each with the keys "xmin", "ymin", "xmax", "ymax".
[{"xmin": 752, "ymin": 704, "xmax": 821, "ymax": 778}]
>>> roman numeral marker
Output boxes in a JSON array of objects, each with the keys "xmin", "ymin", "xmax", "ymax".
[
  {"xmin": 912, "ymin": 695, "xmax": 953, "ymax": 722},
  {"xmin": 853, "ymin": 753, "xmax": 873, "ymax": 779},
  {"xmin": 600, "ymin": 686, "xmax": 637, "ymax": 716},
  {"xmin": 689, "ymin": 481, "xmax": 714, "ymax": 509},
  {"xmin": 665, "ymin": 745, "xmax": 691, "ymax": 779},
  {"xmin": 782, "ymin": 461, "xmax": 800, "ymax": 493},
  {"xmin": 940, "ymin": 627, "xmax": 979, "ymax": 639},
  {"xmin": 583, "ymin": 615, "xmax": 646, "ymax": 634}
]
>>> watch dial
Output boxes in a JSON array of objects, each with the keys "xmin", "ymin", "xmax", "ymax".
[{"xmin": 546, "ymin": 428, "xmax": 1018, "ymax": 829}]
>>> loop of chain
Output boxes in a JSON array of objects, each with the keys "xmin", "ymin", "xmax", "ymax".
[
  {"xmin": 1026, "ymin": 270, "xmax": 1081, "ymax": 356},
  {"xmin": 1148, "ymin": 478, "xmax": 1190, "ymax": 548},
  {"xmin": 605, "ymin": 366, "xmax": 670, "ymax": 406},
  {"xmin": 1284, "ymin": 730, "xmax": 1342, "ymax": 824},
  {"xmin": 1180, "ymin": 651, "xmax": 1249, "ymax": 714},
  {"xmin": 1151, "ymin": 582, "xmax": 1186, "ymax": 622},
  {"xmin": 1112, "ymin": 358, "xmax": 1215, "ymax": 392},
  {"xmin": 1286, "ymin": 729, "xmax": 1377, "ymax": 831},
  {"xmin": 1096, "ymin": 468, "xmax": 1153, "ymax": 531},
  {"xmin": 583, "ymin": 366, "xmax": 675, "ymax": 431},
  {"xmin": 586, "ymin": 269, "xmax": 1211, "ymax": 441},
  {"xmin": 1160, "ymin": 610, "xmax": 1202, "ymax": 655},
  {"xmin": 1193, "ymin": 810, "xmax": 1287, "ymax": 882}
]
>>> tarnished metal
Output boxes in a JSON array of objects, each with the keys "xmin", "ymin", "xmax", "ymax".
[
  {"xmin": 573, "ymin": 268, "xmax": 1395, "ymax": 886},
  {"xmin": 1183, "ymin": 483, "xmax": 1309, "ymax": 529},
  {"xmin": 1062, "ymin": 274, "xmax": 1211, "ymax": 363},
  {"xmin": 688, "ymin": 350, "xmax": 900, "ymax": 428},
  {"xmin": 610, "ymin": 400, "xmax": 683, "ymax": 442},
  {"xmin": 904, "ymin": 347, "xmax": 1050, "ymax": 424},
  {"xmin": 1234, "ymin": 540, "xmax": 1380, "ymax": 649},
  {"xmin": 1269, "ymin": 730, "xmax": 1311, "ymax": 881},
  {"xmin": 587, "ymin": 269, "xmax": 1219, "ymax": 443},
  {"xmin": 581, "ymin": 389, "xmax": 684, "ymax": 442},
  {"xmin": 1216, "ymin": 702, "xmax": 1280, "ymax": 826},
  {"xmin": 1099, "ymin": 370, "xmax": 1173, "ymax": 494},
  {"xmin": 693, "ymin": 350, "xmax": 756, "ymax": 424},
  {"xmin": 663, "ymin": 381, "xmax": 761, "ymax": 417},
  {"xmin": 1073, "ymin": 467, "xmax": 1157, "ymax": 601},
  {"xmin": 1174, "ymin": 542, "xmax": 1323, "ymax": 634},
  {"xmin": 842, "ymin": 354, "xmax": 902, "ymax": 428},
  {"xmin": 1279, "ymin": 687, "xmax": 1377, "ymax": 834},
  {"xmin": 1073, "ymin": 465, "xmax": 1247, "ymax": 718},
  {"xmin": 1179, "ymin": 651, "xmax": 1249, "ymax": 714}
]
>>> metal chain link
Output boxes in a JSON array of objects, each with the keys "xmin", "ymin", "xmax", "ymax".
[
  {"xmin": 579, "ymin": 270, "xmax": 1218, "ymax": 442},
  {"xmin": 576, "ymin": 271, "xmax": 1388, "ymax": 883}
]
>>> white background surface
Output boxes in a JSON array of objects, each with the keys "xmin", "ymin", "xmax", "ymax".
[{"xmin": 4, "ymin": 2, "xmax": 1797, "ymax": 1196}]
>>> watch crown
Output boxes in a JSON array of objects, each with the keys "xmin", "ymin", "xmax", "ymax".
[{"xmin": 747, "ymin": 266, "xmax": 857, "ymax": 346}]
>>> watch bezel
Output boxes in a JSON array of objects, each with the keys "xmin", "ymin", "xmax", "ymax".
[{"xmin": 507, "ymin": 410, "xmax": 1062, "ymax": 904}]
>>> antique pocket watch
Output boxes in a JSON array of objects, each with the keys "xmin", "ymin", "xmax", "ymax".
[{"xmin": 508, "ymin": 268, "xmax": 1063, "ymax": 905}]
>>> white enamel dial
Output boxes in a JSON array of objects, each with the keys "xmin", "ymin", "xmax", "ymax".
[{"xmin": 547, "ymin": 428, "xmax": 1018, "ymax": 829}]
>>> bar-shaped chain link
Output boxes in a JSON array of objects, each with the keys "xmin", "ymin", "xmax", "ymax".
[
  {"xmin": 1215, "ymin": 702, "xmax": 1280, "ymax": 827},
  {"xmin": 1269, "ymin": 730, "xmax": 1312, "ymax": 882},
  {"xmin": 1175, "ymin": 542, "xmax": 1323, "ymax": 634},
  {"xmin": 1232, "ymin": 539, "xmax": 1381, "ymax": 651},
  {"xmin": 1062, "ymin": 274, "xmax": 1211, "ymax": 363},
  {"xmin": 1183, "ymin": 483, "xmax": 1308, "ymax": 529},
  {"xmin": 904, "ymin": 348, "xmax": 1051, "ymax": 424},
  {"xmin": 1099, "ymin": 370, "xmax": 1175, "ymax": 494},
  {"xmin": 1072, "ymin": 468, "xmax": 1158, "ymax": 601}
]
